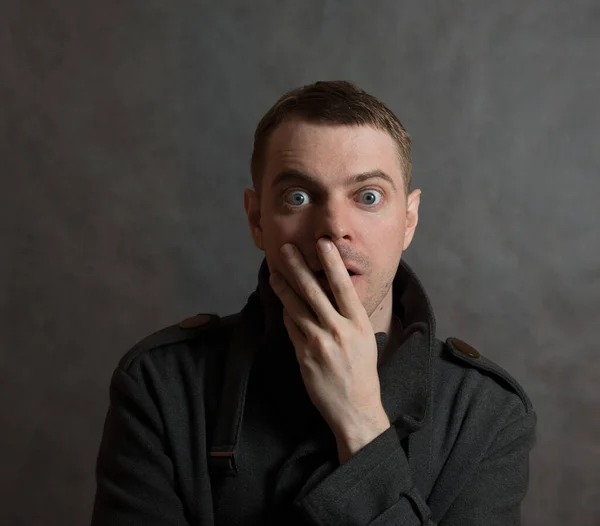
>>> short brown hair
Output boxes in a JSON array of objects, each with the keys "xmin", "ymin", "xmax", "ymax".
[{"xmin": 250, "ymin": 80, "xmax": 412, "ymax": 200}]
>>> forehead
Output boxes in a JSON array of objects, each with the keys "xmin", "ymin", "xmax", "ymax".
[{"xmin": 262, "ymin": 120, "xmax": 403, "ymax": 188}]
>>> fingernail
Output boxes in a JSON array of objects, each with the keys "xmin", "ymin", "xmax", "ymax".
[
  {"xmin": 318, "ymin": 239, "xmax": 332, "ymax": 253},
  {"xmin": 282, "ymin": 244, "xmax": 295, "ymax": 257}
]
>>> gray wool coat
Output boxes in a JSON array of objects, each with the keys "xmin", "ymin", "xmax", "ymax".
[{"xmin": 92, "ymin": 258, "xmax": 536, "ymax": 525}]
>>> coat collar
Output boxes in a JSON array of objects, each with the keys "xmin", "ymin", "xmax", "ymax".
[{"xmin": 246, "ymin": 256, "xmax": 437, "ymax": 433}]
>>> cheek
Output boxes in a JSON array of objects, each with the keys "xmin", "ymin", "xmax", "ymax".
[
  {"xmin": 388, "ymin": 226, "xmax": 405, "ymax": 249},
  {"xmin": 367, "ymin": 222, "xmax": 403, "ymax": 246},
  {"xmin": 264, "ymin": 212, "xmax": 310, "ymax": 244},
  {"xmin": 262, "ymin": 216, "xmax": 308, "ymax": 270}
]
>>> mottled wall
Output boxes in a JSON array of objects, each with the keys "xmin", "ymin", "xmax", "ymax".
[{"xmin": 2, "ymin": 1, "xmax": 599, "ymax": 524}]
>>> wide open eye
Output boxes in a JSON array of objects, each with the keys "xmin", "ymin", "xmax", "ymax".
[{"xmin": 284, "ymin": 190, "xmax": 310, "ymax": 207}]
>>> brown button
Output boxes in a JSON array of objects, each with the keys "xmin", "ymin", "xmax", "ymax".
[
  {"xmin": 451, "ymin": 338, "xmax": 481, "ymax": 359},
  {"xmin": 179, "ymin": 314, "xmax": 212, "ymax": 329}
]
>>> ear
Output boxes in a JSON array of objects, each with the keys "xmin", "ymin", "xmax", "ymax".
[
  {"xmin": 402, "ymin": 189, "xmax": 421, "ymax": 251},
  {"xmin": 244, "ymin": 188, "xmax": 265, "ymax": 251}
]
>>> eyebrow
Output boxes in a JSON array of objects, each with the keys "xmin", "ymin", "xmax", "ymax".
[{"xmin": 271, "ymin": 168, "xmax": 397, "ymax": 193}]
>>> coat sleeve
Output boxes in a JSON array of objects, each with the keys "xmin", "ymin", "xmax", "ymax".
[
  {"xmin": 293, "ymin": 404, "xmax": 536, "ymax": 526},
  {"xmin": 91, "ymin": 366, "xmax": 190, "ymax": 526}
]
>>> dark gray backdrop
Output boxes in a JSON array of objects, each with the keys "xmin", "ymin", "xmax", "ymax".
[{"xmin": 2, "ymin": 1, "xmax": 599, "ymax": 525}]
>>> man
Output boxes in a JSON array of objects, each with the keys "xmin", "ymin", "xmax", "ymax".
[{"xmin": 92, "ymin": 80, "xmax": 536, "ymax": 525}]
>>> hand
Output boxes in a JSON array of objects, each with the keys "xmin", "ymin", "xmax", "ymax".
[{"xmin": 269, "ymin": 238, "xmax": 390, "ymax": 463}]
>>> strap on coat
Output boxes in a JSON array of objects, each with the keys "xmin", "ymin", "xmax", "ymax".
[{"xmin": 207, "ymin": 297, "xmax": 263, "ymax": 477}]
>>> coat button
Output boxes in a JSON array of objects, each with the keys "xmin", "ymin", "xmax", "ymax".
[{"xmin": 450, "ymin": 338, "xmax": 481, "ymax": 359}]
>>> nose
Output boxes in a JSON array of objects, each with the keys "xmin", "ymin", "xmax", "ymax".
[{"xmin": 313, "ymin": 199, "xmax": 352, "ymax": 243}]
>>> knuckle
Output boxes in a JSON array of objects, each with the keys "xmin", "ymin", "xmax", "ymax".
[
  {"xmin": 308, "ymin": 332, "xmax": 326, "ymax": 349},
  {"xmin": 304, "ymin": 283, "xmax": 321, "ymax": 302},
  {"xmin": 331, "ymin": 328, "xmax": 345, "ymax": 346}
]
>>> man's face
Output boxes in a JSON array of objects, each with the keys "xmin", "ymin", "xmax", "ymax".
[{"xmin": 244, "ymin": 119, "xmax": 420, "ymax": 319}]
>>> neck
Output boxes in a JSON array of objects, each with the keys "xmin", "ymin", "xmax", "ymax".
[{"xmin": 368, "ymin": 286, "xmax": 394, "ymax": 335}]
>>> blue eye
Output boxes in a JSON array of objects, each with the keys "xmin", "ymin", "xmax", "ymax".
[
  {"xmin": 288, "ymin": 190, "xmax": 308, "ymax": 206},
  {"xmin": 364, "ymin": 190, "xmax": 381, "ymax": 204}
]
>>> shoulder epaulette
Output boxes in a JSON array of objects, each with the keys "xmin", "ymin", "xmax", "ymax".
[
  {"xmin": 118, "ymin": 312, "xmax": 228, "ymax": 370},
  {"xmin": 445, "ymin": 337, "xmax": 533, "ymax": 412}
]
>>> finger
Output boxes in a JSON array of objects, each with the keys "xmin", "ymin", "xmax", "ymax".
[
  {"xmin": 317, "ymin": 238, "xmax": 364, "ymax": 320},
  {"xmin": 282, "ymin": 308, "xmax": 307, "ymax": 350},
  {"xmin": 279, "ymin": 243, "xmax": 339, "ymax": 327},
  {"xmin": 269, "ymin": 271, "xmax": 320, "ymax": 335}
]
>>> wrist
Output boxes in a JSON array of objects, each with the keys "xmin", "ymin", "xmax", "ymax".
[{"xmin": 335, "ymin": 409, "xmax": 390, "ymax": 464}]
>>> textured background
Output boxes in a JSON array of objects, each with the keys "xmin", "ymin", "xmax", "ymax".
[{"xmin": 2, "ymin": 1, "xmax": 599, "ymax": 524}]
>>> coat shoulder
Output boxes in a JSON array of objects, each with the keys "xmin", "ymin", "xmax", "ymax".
[
  {"xmin": 437, "ymin": 337, "xmax": 534, "ymax": 414},
  {"xmin": 118, "ymin": 312, "xmax": 241, "ymax": 372}
]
